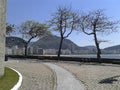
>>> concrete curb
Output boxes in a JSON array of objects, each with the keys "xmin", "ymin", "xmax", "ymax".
[{"xmin": 9, "ymin": 67, "xmax": 23, "ymax": 90}]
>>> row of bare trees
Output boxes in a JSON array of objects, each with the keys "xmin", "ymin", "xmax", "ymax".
[
  {"xmin": 49, "ymin": 6, "xmax": 119, "ymax": 62},
  {"xmin": 6, "ymin": 6, "xmax": 119, "ymax": 62}
]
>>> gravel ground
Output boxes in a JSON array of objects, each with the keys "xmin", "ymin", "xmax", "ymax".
[
  {"xmin": 56, "ymin": 62, "xmax": 120, "ymax": 90},
  {"xmin": 6, "ymin": 59, "xmax": 120, "ymax": 90},
  {"xmin": 5, "ymin": 59, "xmax": 56, "ymax": 90}
]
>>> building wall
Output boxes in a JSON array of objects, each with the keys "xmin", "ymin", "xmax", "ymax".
[{"xmin": 0, "ymin": 0, "xmax": 6, "ymax": 77}]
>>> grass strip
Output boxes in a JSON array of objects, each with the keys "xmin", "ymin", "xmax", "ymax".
[{"xmin": 0, "ymin": 67, "xmax": 19, "ymax": 90}]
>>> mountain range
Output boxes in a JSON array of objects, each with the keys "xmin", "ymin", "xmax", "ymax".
[
  {"xmin": 6, "ymin": 36, "xmax": 120, "ymax": 52},
  {"xmin": 6, "ymin": 37, "xmax": 25, "ymax": 48},
  {"xmin": 104, "ymin": 45, "xmax": 120, "ymax": 50},
  {"xmin": 31, "ymin": 36, "xmax": 88, "ymax": 50}
]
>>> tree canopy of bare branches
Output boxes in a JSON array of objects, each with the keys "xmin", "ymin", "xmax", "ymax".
[
  {"xmin": 78, "ymin": 9, "xmax": 119, "ymax": 62},
  {"xmin": 6, "ymin": 23, "xmax": 15, "ymax": 36},
  {"xmin": 19, "ymin": 20, "xmax": 51, "ymax": 56},
  {"xmin": 49, "ymin": 6, "xmax": 79, "ymax": 59}
]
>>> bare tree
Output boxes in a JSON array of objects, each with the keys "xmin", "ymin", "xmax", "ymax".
[
  {"xmin": 49, "ymin": 6, "xmax": 78, "ymax": 60},
  {"xmin": 6, "ymin": 23, "xmax": 15, "ymax": 36},
  {"xmin": 78, "ymin": 9, "xmax": 119, "ymax": 62},
  {"xmin": 19, "ymin": 20, "xmax": 51, "ymax": 56}
]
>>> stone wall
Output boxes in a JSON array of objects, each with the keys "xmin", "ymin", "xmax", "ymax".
[{"xmin": 0, "ymin": 0, "xmax": 6, "ymax": 77}]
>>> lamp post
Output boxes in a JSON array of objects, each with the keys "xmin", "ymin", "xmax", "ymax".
[{"xmin": 0, "ymin": 0, "xmax": 6, "ymax": 77}]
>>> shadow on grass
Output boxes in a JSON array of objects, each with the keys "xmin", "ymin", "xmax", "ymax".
[{"xmin": 99, "ymin": 75, "xmax": 120, "ymax": 84}]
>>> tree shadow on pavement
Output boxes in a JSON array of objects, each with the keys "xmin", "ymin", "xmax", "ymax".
[{"xmin": 99, "ymin": 75, "xmax": 120, "ymax": 84}]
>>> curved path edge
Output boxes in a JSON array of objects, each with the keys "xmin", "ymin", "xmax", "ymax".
[
  {"xmin": 44, "ymin": 63, "xmax": 57, "ymax": 90},
  {"xmin": 8, "ymin": 67, "xmax": 23, "ymax": 90},
  {"xmin": 45, "ymin": 63, "xmax": 85, "ymax": 90}
]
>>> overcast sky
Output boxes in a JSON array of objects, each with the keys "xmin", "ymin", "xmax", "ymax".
[{"xmin": 7, "ymin": 0, "xmax": 120, "ymax": 49}]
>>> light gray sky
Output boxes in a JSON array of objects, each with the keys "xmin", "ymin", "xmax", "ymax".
[{"xmin": 7, "ymin": 0, "xmax": 120, "ymax": 49}]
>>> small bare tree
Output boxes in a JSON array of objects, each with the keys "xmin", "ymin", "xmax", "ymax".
[
  {"xmin": 78, "ymin": 9, "xmax": 119, "ymax": 62},
  {"xmin": 49, "ymin": 6, "xmax": 78, "ymax": 60},
  {"xmin": 19, "ymin": 20, "xmax": 51, "ymax": 56},
  {"xmin": 6, "ymin": 23, "xmax": 15, "ymax": 36}
]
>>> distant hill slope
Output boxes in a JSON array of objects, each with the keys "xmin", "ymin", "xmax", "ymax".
[
  {"xmin": 83, "ymin": 45, "xmax": 96, "ymax": 50},
  {"xmin": 104, "ymin": 45, "xmax": 120, "ymax": 50},
  {"xmin": 6, "ymin": 37, "xmax": 25, "ymax": 48},
  {"xmin": 31, "ymin": 36, "xmax": 88, "ymax": 50}
]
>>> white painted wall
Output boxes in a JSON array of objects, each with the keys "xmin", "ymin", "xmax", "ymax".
[{"xmin": 0, "ymin": 0, "xmax": 6, "ymax": 77}]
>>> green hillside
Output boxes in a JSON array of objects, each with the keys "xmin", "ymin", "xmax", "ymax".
[
  {"xmin": 32, "ymin": 36, "xmax": 87, "ymax": 50},
  {"xmin": 104, "ymin": 45, "xmax": 120, "ymax": 50},
  {"xmin": 6, "ymin": 37, "xmax": 25, "ymax": 48}
]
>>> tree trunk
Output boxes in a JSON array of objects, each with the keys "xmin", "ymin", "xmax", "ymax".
[
  {"xmin": 93, "ymin": 33, "xmax": 101, "ymax": 63},
  {"xmin": 57, "ymin": 37, "xmax": 63, "ymax": 60},
  {"xmin": 24, "ymin": 43, "xmax": 28, "ymax": 56}
]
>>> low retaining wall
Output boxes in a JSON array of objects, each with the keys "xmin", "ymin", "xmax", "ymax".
[{"xmin": 8, "ymin": 55, "xmax": 120, "ymax": 64}]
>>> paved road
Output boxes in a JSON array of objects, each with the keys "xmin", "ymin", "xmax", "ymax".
[{"xmin": 45, "ymin": 63, "xmax": 85, "ymax": 90}]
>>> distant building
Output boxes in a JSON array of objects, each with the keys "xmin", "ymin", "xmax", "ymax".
[
  {"xmin": 43, "ymin": 49, "xmax": 57, "ymax": 55},
  {"xmin": 27, "ymin": 46, "xmax": 43, "ymax": 55},
  {"xmin": 6, "ymin": 45, "xmax": 24, "ymax": 55},
  {"xmin": 61, "ymin": 49, "xmax": 71, "ymax": 55}
]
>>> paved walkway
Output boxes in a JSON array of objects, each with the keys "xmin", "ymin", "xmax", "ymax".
[
  {"xmin": 45, "ymin": 63, "xmax": 85, "ymax": 90},
  {"xmin": 6, "ymin": 59, "xmax": 55, "ymax": 90}
]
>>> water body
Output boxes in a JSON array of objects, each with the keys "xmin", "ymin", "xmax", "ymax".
[{"xmin": 62, "ymin": 54, "xmax": 120, "ymax": 59}]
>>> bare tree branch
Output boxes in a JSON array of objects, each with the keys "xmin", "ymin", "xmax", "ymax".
[
  {"xmin": 49, "ymin": 6, "xmax": 78, "ymax": 59},
  {"xmin": 78, "ymin": 9, "xmax": 119, "ymax": 62},
  {"xmin": 19, "ymin": 20, "xmax": 51, "ymax": 56}
]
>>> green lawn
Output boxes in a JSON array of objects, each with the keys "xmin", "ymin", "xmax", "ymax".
[{"xmin": 0, "ymin": 67, "xmax": 19, "ymax": 90}]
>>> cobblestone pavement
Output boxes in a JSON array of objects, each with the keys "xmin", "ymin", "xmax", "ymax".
[
  {"xmin": 57, "ymin": 62, "xmax": 120, "ymax": 90},
  {"xmin": 5, "ymin": 59, "xmax": 56, "ymax": 90}
]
